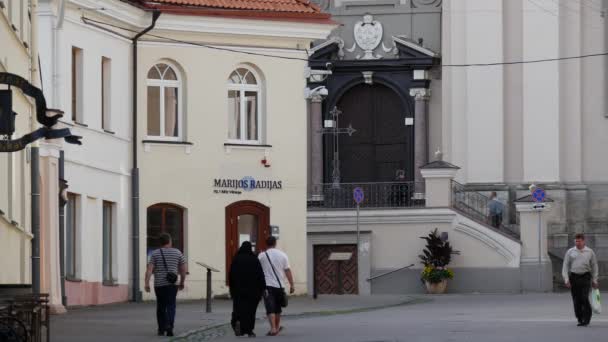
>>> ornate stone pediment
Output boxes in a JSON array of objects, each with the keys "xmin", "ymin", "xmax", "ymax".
[{"xmin": 351, "ymin": 14, "xmax": 384, "ymax": 60}]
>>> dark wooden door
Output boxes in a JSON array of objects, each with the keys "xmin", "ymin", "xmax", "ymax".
[
  {"xmin": 314, "ymin": 245, "xmax": 358, "ymax": 295},
  {"xmin": 225, "ymin": 201, "xmax": 270, "ymax": 282},
  {"xmin": 333, "ymin": 83, "xmax": 413, "ymax": 183}
]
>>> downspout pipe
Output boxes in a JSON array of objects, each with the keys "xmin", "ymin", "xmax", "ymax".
[
  {"xmin": 30, "ymin": 0, "xmax": 41, "ymax": 295},
  {"xmin": 131, "ymin": 10, "xmax": 161, "ymax": 302}
]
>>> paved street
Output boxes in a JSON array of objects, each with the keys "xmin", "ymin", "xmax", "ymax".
[
  {"xmin": 51, "ymin": 295, "xmax": 414, "ymax": 342},
  {"xmin": 201, "ymin": 293, "xmax": 608, "ymax": 342}
]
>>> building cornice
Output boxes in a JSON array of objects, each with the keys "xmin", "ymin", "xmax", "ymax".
[{"xmin": 70, "ymin": 0, "xmax": 335, "ymax": 40}]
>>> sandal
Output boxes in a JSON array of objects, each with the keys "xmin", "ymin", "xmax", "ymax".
[{"xmin": 266, "ymin": 331, "xmax": 277, "ymax": 336}]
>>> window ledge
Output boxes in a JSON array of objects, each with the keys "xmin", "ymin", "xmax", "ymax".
[
  {"xmin": 102, "ymin": 280, "xmax": 119, "ymax": 287},
  {"xmin": 66, "ymin": 277, "xmax": 82, "ymax": 283},
  {"xmin": 224, "ymin": 143, "xmax": 272, "ymax": 153},
  {"xmin": 142, "ymin": 140, "xmax": 193, "ymax": 145},
  {"xmin": 142, "ymin": 140, "xmax": 194, "ymax": 154}
]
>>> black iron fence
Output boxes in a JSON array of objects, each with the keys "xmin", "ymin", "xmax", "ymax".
[
  {"xmin": 308, "ymin": 182, "xmax": 425, "ymax": 209},
  {"xmin": 451, "ymin": 181, "xmax": 519, "ymax": 238},
  {"xmin": 0, "ymin": 294, "xmax": 50, "ymax": 342}
]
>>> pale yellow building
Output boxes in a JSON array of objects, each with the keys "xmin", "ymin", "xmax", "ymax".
[{"xmin": 0, "ymin": 0, "xmax": 33, "ymax": 286}]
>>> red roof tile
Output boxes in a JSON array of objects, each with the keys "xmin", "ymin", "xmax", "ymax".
[{"xmin": 139, "ymin": 0, "xmax": 323, "ymax": 14}]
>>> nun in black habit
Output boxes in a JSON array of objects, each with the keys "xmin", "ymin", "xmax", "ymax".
[{"xmin": 229, "ymin": 241, "xmax": 266, "ymax": 337}]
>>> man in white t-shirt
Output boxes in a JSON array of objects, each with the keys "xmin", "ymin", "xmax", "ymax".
[{"xmin": 258, "ymin": 236, "xmax": 294, "ymax": 336}]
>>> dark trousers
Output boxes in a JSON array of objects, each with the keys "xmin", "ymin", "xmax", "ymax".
[
  {"xmin": 569, "ymin": 272, "xmax": 592, "ymax": 324},
  {"xmin": 231, "ymin": 294, "xmax": 261, "ymax": 335},
  {"xmin": 490, "ymin": 214, "xmax": 502, "ymax": 228},
  {"xmin": 155, "ymin": 285, "xmax": 178, "ymax": 331}
]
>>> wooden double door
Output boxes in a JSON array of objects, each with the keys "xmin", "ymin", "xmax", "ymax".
[
  {"xmin": 314, "ymin": 245, "xmax": 358, "ymax": 295},
  {"xmin": 225, "ymin": 201, "xmax": 270, "ymax": 280},
  {"xmin": 332, "ymin": 83, "xmax": 414, "ymax": 183}
]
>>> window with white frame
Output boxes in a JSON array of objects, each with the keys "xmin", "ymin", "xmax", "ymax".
[
  {"xmin": 227, "ymin": 67, "xmax": 262, "ymax": 144},
  {"xmin": 101, "ymin": 57, "xmax": 111, "ymax": 131},
  {"xmin": 102, "ymin": 201, "xmax": 116, "ymax": 284},
  {"xmin": 66, "ymin": 193, "xmax": 79, "ymax": 279},
  {"xmin": 146, "ymin": 63, "xmax": 182, "ymax": 140}
]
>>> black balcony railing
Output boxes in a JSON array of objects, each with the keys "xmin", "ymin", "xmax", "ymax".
[
  {"xmin": 308, "ymin": 182, "xmax": 425, "ymax": 209},
  {"xmin": 0, "ymin": 294, "xmax": 50, "ymax": 342},
  {"xmin": 451, "ymin": 181, "xmax": 519, "ymax": 239}
]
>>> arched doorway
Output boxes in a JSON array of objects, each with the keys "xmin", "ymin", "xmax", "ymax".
[
  {"xmin": 225, "ymin": 201, "xmax": 270, "ymax": 279},
  {"xmin": 329, "ymin": 83, "xmax": 413, "ymax": 183},
  {"xmin": 147, "ymin": 204, "xmax": 185, "ymax": 256}
]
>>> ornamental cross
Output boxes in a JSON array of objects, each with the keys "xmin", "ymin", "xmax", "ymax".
[{"xmin": 317, "ymin": 106, "xmax": 357, "ymax": 188}]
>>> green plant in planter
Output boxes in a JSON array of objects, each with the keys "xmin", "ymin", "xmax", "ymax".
[{"xmin": 419, "ymin": 228, "xmax": 460, "ymax": 284}]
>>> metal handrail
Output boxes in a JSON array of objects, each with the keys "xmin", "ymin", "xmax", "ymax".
[
  {"xmin": 308, "ymin": 182, "xmax": 425, "ymax": 209},
  {"xmin": 195, "ymin": 262, "xmax": 219, "ymax": 313},
  {"xmin": 366, "ymin": 264, "xmax": 415, "ymax": 282}
]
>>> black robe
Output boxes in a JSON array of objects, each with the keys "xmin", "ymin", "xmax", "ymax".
[{"xmin": 229, "ymin": 242, "xmax": 266, "ymax": 335}]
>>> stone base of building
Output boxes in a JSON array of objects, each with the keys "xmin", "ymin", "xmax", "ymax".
[
  {"xmin": 369, "ymin": 267, "xmax": 523, "ymax": 294},
  {"xmin": 520, "ymin": 260, "xmax": 553, "ymax": 293},
  {"xmin": 65, "ymin": 281, "xmax": 129, "ymax": 307}
]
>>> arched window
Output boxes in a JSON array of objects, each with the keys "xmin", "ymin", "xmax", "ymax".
[
  {"xmin": 147, "ymin": 204, "xmax": 184, "ymax": 255},
  {"xmin": 146, "ymin": 63, "xmax": 182, "ymax": 140},
  {"xmin": 227, "ymin": 67, "xmax": 262, "ymax": 144}
]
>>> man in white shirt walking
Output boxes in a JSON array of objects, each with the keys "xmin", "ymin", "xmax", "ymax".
[
  {"xmin": 259, "ymin": 236, "xmax": 295, "ymax": 336},
  {"xmin": 562, "ymin": 233, "xmax": 599, "ymax": 327}
]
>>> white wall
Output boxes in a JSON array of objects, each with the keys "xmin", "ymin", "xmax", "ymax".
[
  {"xmin": 37, "ymin": 5, "xmax": 132, "ymax": 287},
  {"xmin": 443, "ymin": 0, "xmax": 608, "ymax": 185}
]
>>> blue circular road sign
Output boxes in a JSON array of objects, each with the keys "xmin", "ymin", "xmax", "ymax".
[
  {"xmin": 532, "ymin": 187, "xmax": 546, "ymax": 203},
  {"xmin": 353, "ymin": 187, "xmax": 364, "ymax": 204}
]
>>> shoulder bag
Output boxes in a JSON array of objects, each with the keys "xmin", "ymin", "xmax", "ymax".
[{"xmin": 160, "ymin": 248, "xmax": 178, "ymax": 285}]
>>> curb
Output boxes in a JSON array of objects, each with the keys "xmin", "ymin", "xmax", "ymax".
[{"xmin": 172, "ymin": 296, "xmax": 430, "ymax": 341}]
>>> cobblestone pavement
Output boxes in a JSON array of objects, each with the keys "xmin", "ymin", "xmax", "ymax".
[
  {"xmin": 203, "ymin": 293, "xmax": 608, "ymax": 342},
  {"xmin": 51, "ymin": 295, "xmax": 415, "ymax": 342}
]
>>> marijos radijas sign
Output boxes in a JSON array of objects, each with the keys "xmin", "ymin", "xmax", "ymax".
[
  {"xmin": 214, "ymin": 177, "xmax": 283, "ymax": 195},
  {"xmin": 0, "ymin": 72, "xmax": 81, "ymax": 152}
]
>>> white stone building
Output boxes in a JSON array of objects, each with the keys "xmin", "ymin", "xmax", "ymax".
[
  {"xmin": 305, "ymin": 0, "xmax": 608, "ymax": 295},
  {"xmin": 38, "ymin": 0, "xmax": 133, "ymax": 305}
]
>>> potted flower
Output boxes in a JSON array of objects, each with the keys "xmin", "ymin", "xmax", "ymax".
[{"xmin": 419, "ymin": 229, "xmax": 459, "ymax": 294}]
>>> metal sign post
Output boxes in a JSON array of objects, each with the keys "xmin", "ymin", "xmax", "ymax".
[
  {"xmin": 532, "ymin": 186, "xmax": 546, "ymax": 292},
  {"xmin": 353, "ymin": 187, "xmax": 364, "ymax": 251}
]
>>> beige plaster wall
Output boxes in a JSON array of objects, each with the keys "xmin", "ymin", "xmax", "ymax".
[
  {"xmin": 137, "ymin": 36, "xmax": 311, "ymax": 299},
  {"xmin": 0, "ymin": 2, "xmax": 33, "ymax": 285}
]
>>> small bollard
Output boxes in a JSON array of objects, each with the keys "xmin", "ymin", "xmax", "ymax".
[
  {"xmin": 196, "ymin": 261, "xmax": 219, "ymax": 313},
  {"xmin": 206, "ymin": 268, "xmax": 212, "ymax": 313}
]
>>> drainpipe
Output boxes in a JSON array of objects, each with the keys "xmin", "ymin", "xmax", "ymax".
[
  {"xmin": 131, "ymin": 10, "xmax": 161, "ymax": 302},
  {"xmin": 30, "ymin": 0, "xmax": 41, "ymax": 295},
  {"xmin": 58, "ymin": 151, "xmax": 66, "ymax": 306},
  {"xmin": 604, "ymin": 0, "xmax": 608, "ymax": 118}
]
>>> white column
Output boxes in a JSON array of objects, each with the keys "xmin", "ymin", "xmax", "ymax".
[
  {"xmin": 522, "ymin": 0, "xmax": 560, "ymax": 182},
  {"xmin": 559, "ymin": 0, "xmax": 582, "ymax": 183},
  {"xmin": 410, "ymin": 88, "xmax": 430, "ymax": 196},
  {"xmin": 39, "ymin": 142, "xmax": 66, "ymax": 313},
  {"xmin": 516, "ymin": 201, "xmax": 553, "ymax": 292},
  {"xmin": 420, "ymin": 164, "xmax": 459, "ymax": 208},
  {"xmin": 464, "ymin": 0, "xmax": 504, "ymax": 183}
]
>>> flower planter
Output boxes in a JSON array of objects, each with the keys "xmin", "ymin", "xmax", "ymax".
[{"xmin": 425, "ymin": 279, "xmax": 448, "ymax": 294}]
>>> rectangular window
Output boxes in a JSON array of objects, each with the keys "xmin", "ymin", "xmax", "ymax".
[
  {"xmin": 227, "ymin": 90, "xmax": 241, "ymax": 140},
  {"xmin": 244, "ymin": 91, "xmax": 258, "ymax": 141},
  {"xmin": 102, "ymin": 201, "xmax": 115, "ymax": 284},
  {"xmin": 71, "ymin": 47, "xmax": 83, "ymax": 123},
  {"xmin": 147, "ymin": 86, "xmax": 161, "ymax": 136},
  {"xmin": 101, "ymin": 57, "xmax": 111, "ymax": 130},
  {"xmin": 66, "ymin": 193, "xmax": 79, "ymax": 279},
  {"xmin": 164, "ymin": 87, "xmax": 178, "ymax": 137}
]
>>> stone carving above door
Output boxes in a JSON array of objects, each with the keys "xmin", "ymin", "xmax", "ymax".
[{"xmin": 346, "ymin": 14, "xmax": 385, "ymax": 60}]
